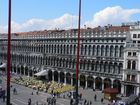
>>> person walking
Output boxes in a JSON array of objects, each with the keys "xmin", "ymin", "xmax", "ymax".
[
  {"xmin": 101, "ymin": 98, "xmax": 104, "ymax": 103},
  {"xmin": 94, "ymin": 94, "xmax": 97, "ymax": 101},
  {"xmin": 28, "ymin": 98, "xmax": 32, "ymax": 105}
]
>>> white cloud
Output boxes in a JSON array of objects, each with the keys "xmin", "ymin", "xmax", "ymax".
[
  {"xmin": 0, "ymin": 13, "xmax": 78, "ymax": 33},
  {"xmin": 1, "ymin": 6, "xmax": 140, "ymax": 33},
  {"xmin": 85, "ymin": 6, "xmax": 140, "ymax": 27}
]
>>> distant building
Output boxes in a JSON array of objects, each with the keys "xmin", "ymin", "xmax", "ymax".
[{"xmin": 0, "ymin": 21, "xmax": 140, "ymax": 96}]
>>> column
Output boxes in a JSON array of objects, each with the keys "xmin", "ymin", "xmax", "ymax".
[
  {"xmin": 136, "ymin": 86, "xmax": 140, "ymax": 95},
  {"xmin": 64, "ymin": 72, "xmax": 66, "ymax": 84},
  {"xmin": 85, "ymin": 75, "xmax": 88, "ymax": 88},
  {"xmin": 24, "ymin": 67, "xmax": 26, "ymax": 75},
  {"xmin": 108, "ymin": 45, "xmax": 110, "ymax": 57},
  {"xmin": 78, "ymin": 78, "xmax": 80, "ymax": 87},
  {"xmin": 121, "ymin": 84, "xmax": 125, "ymax": 96},
  {"xmin": 32, "ymin": 69, "xmax": 34, "ymax": 76},
  {"xmin": 28, "ymin": 69, "xmax": 30, "ymax": 77},
  {"xmin": 102, "ymin": 80, "xmax": 104, "ymax": 90},
  {"xmin": 20, "ymin": 66, "xmax": 22, "ymax": 75},
  {"xmin": 52, "ymin": 71, "xmax": 54, "ymax": 81},
  {"xmin": 58, "ymin": 72, "xmax": 60, "ymax": 83},
  {"xmin": 16, "ymin": 66, "xmax": 18, "ymax": 74},
  {"xmin": 111, "ymin": 79, "xmax": 114, "ymax": 88},
  {"xmin": 71, "ymin": 77, "xmax": 73, "ymax": 86},
  {"xmin": 93, "ymin": 81, "xmax": 95, "ymax": 89},
  {"xmin": 118, "ymin": 46, "xmax": 120, "ymax": 57},
  {"xmin": 64, "ymin": 77, "xmax": 66, "ymax": 84}
]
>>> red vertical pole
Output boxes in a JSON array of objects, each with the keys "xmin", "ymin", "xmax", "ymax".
[
  {"xmin": 76, "ymin": 0, "xmax": 81, "ymax": 104},
  {"xmin": 7, "ymin": 0, "xmax": 11, "ymax": 105}
]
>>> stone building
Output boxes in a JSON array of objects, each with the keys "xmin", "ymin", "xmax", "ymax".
[{"xmin": 0, "ymin": 22, "xmax": 140, "ymax": 96}]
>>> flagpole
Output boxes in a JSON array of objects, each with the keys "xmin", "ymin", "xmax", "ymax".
[
  {"xmin": 76, "ymin": 0, "xmax": 81, "ymax": 104},
  {"xmin": 7, "ymin": 0, "xmax": 12, "ymax": 105}
]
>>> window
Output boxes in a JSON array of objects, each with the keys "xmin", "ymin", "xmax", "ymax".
[
  {"xmin": 132, "ymin": 61, "xmax": 136, "ymax": 70},
  {"xmin": 133, "ymin": 41, "xmax": 136, "ymax": 43},
  {"xmin": 132, "ymin": 75, "xmax": 136, "ymax": 81},
  {"xmin": 133, "ymin": 52, "xmax": 136, "ymax": 56},
  {"xmin": 133, "ymin": 34, "xmax": 137, "ymax": 38},
  {"xmin": 128, "ymin": 52, "xmax": 131, "ymax": 56},
  {"xmin": 127, "ymin": 60, "xmax": 131, "ymax": 69},
  {"xmin": 138, "ymin": 34, "xmax": 140, "ymax": 38},
  {"xmin": 127, "ymin": 75, "xmax": 130, "ymax": 81}
]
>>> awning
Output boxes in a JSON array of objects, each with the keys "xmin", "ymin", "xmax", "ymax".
[
  {"xmin": 0, "ymin": 63, "xmax": 6, "ymax": 68},
  {"xmin": 34, "ymin": 70, "xmax": 48, "ymax": 76}
]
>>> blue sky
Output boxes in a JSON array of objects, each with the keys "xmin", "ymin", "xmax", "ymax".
[{"xmin": 0, "ymin": 0, "xmax": 140, "ymax": 33}]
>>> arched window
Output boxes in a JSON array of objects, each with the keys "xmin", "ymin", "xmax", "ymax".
[
  {"xmin": 132, "ymin": 61, "xmax": 136, "ymax": 70},
  {"xmin": 97, "ymin": 45, "xmax": 100, "ymax": 56},
  {"xmin": 84, "ymin": 45, "xmax": 87, "ymax": 55},
  {"xmin": 80, "ymin": 45, "xmax": 83, "ymax": 55},
  {"xmin": 92, "ymin": 46, "xmax": 95, "ymax": 55},
  {"xmin": 127, "ymin": 60, "xmax": 131, "ymax": 69},
  {"xmin": 101, "ymin": 46, "xmax": 104, "ymax": 56},
  {"xmin": 110, "ymin": 46, "xmax": 114, "ymax": 57}
]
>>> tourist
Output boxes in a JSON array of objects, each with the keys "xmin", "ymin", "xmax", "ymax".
[
  {"xmin": 101, "ymin": 98, "xmax": 104, "ymax": 103},
  {"xmin": 28, "ymin": 98, "xmax": 32, "ymax": 105},
  {"xmin": 94, "ymin": 94, "xmax": 97, "ymax": 101},
  {"xmin": 70, "ymin": 98, "xmax": 73, "ymax": 105}
]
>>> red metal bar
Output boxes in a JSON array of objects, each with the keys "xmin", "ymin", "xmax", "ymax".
[
  {"xmin": 7, "ymin": 0, "xmax": 11, "ymax": 104},
  {"xmin": 75, "ymin": 0, "xmax": 81, "ymax": 104}
]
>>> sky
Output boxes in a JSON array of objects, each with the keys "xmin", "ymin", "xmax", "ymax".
[{"xmin": 0, "ymin": 0, "xmax": 140, "ymax": 33}]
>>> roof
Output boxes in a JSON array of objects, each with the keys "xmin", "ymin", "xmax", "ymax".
[
  {"xmin": 11, "ymin": 25, "xmax": 130, "ymax": 37},
  {"xmin": 103, "ymin": 88, "xmax": 119, "ymax": 94}
]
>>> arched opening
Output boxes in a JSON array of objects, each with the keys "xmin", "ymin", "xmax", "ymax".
[
  {"xmin": 110, "ymin": 46, "xmax": 114, "ymax": 57},
  {"xmin": 60, "ymin": 72, "xmax": 65, "ymax": 83},
  {"xmin": 97, "ymin": 45, "xmax": 100, "ymax": 56},
  {"xmin": 80, "ymin": 75, "xmax": 86, "ymax": 88},
  {"xmin": 10, "ymin": 65, "xmax": 13, "ymax": 73},
  {"xmin": 95, "ymin": 77, "xmax": 102, "ymax": 90},
  {"xmin": 54, "ymin": 71, "xmax": 58, "ymax": 82},
  {"xmin": 132, "ymin": 61, "xmax": 136, "ymax": 70},
  {"xmin": 113, "ymin": 80, "xmax": 121, "ymax": 93},
  {"xmin": 17, "ymin": 66, "xmax": 20, "ymax": 74},
  {"xmin": 72, "ymin": 74, "xmax": 76, "ymax": 86},
  {"xmin": 25, "ymin": 66, "xmax": 28, "ymax": 76},
  {"xmin": 66, "ymin": 73, "xmax": 71, "ymax": 84},
  {"xmin": 127, "ymin": 60, "xmax": 131, "ymax": 69},
  {"xmin": 14, "ymin": 66, "xmax": 16, "ymax": 73},
  {"xmin": 87, "ymin": 76, "xmax": 94, "ymax": 88},
  {"xmin": 104, "ymin": 78, "xmax": 111, "ymax": 89},
  {"xmin": 101, "ymin": 46, "xmax": 104, "ymax": 56},
  {"xmin": 48, "ymin": 70, "xmax": 52, "ymax": 81},
  {"xmin": 21, "ymin": 66, "xmax": 24, "ymax": 75}
]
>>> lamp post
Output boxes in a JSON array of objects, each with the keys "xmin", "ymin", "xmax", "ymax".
[
  {"xmin": 7, "ymin": 0, "xmax": 12, "ymax": 105},
  {"xmin": 75, "ymin": 0, "xmax": 81, "ymax": 104}
]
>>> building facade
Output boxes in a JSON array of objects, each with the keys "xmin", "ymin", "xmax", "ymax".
[
  {"xmin": 0, "ymin": 22, "xmax": 140, "ymax": 96},
  {"xmin": 122, "ymin": 22, "xmax": 140, "ymax": 96}
]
